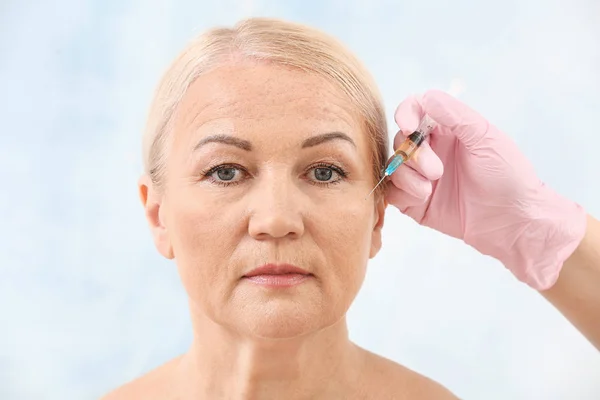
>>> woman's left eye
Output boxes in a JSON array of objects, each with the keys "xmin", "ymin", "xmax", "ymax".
[{"xmin": 307, "ymin": 165, "xmax": 346, "ymax": 184}]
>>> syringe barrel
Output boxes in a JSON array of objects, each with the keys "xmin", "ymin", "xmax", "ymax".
[{"xmin": 417, "ymin": 114, "xmax": 437, "ymax": 136}]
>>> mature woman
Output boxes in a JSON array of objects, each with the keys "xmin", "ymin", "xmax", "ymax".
[{"xmin": 104, "ymin": 17, "xmax": 599, "ymax": 399}]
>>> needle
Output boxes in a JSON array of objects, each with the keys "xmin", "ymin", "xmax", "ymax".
[
  {"xmin": 364, "ymin": 114, "xmax": 437, "ymax": 200},
  {"xmin": 365, "ymin": 175, "xmax": 387, "ymax": 199}
]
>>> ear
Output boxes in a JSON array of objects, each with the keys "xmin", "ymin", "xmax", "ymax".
[
  {"xmin": 138, "ymin": 175, "xmax": 174, "ymax": 259},
  {"xmin": 369, "ymin": 195, "xmax": 387, "ymax": 258}
]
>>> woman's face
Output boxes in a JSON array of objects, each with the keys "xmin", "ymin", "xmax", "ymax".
[{"xmin": 142, "ymin": 62, "xmax": 385, "ymax": 339}]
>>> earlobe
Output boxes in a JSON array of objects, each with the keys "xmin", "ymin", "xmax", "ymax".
[
  {"xmin": 138, "ymin": 175, "xmax": 174, "ymax": 260},
  {"xmin": 369, "ymin": 196, "xmax": 387, "ymax": 258}
]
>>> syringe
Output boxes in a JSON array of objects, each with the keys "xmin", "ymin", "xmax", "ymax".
[{"xmin": 366, "ymin": 114, "xmax": 437, "ymax": 198}]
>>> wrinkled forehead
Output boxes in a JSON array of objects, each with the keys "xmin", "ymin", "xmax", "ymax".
[{"xmin": 170, "ymin": 63, "xmax": 370, "ymax": 150}]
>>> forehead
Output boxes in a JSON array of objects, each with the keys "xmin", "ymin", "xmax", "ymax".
[{"xmin": 171, "ymin": 62, "xmax": 368, "ymax": 147}]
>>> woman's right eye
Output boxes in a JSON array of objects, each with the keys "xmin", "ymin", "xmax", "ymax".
[
  {"xmin": 204, "ymin": 165, "xmax": 247, "ymax": 185},
  {"xmin": 214, "ymin": 167, "xmax": 238, "ymax": 181}
]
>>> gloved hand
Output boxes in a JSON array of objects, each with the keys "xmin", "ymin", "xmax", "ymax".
[{"xmin": 386, "ymin": 90, "xmax": 588, "ymax": 290}]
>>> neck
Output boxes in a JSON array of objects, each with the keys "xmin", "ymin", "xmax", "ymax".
[{"xmin": 175, "ymin": 306, "xmax": 362, "ymax": 399}]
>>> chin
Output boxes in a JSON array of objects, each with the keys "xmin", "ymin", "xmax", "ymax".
[{"xmin": 237, "ymin": 299, "xmax": 334, "ymax": 340}]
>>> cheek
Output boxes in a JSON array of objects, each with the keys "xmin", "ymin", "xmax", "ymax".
[
  {"xmin": 164, "ymin": 189, "xmax": 242, "ymax": 297},
  {"xmin": 311, "ymin": 198, "xmax": 374, "ymax": 281}
]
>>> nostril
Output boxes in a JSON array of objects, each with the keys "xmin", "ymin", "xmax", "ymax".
[{"xmin": 248, "ymin": 212, "xmax": 304, "ymax": 239}]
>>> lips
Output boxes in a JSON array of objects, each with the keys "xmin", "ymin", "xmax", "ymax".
[
  {"xmin": 243, "ymin": 263, "xmax": 311, "ymax": 277},
  {"xmin": 242, "ymin": 263, "xmax": 313, "ymax": 288}
]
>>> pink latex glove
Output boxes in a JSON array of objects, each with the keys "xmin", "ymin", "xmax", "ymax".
[{"xmin": 386, "ymin": 90, "xmax": 587, "ymax": 290}]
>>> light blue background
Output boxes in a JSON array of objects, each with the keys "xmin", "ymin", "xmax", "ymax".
[{"xmin": 1, "ymin": 0, "xmax": 599, "ymax": 399}]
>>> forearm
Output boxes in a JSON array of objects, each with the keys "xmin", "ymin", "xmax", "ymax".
[{"xmin": 541, "ymin": 214, "xmax": 600, "ymax": 350}]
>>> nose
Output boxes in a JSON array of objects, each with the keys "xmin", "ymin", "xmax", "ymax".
[{"xmin": 247, "ymin": 174, "xmax": 305, "ymax": 240}]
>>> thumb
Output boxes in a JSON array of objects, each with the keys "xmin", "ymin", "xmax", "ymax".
[
  {"xmin": 393, "ymin": 94, "xmax": 424, "ymax": 135},
  {"xmin": 421, "ymin": 90, "xmax": 489, "ymax": 149}
]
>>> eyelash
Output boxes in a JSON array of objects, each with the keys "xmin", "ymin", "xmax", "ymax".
[{"xmin": 200, "ymin": 162, "xmax": 348, "ymax": 187}]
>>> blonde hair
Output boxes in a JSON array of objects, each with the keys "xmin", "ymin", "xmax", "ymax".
[{"xmin": 143, "ymin": 17, "xmax": 388, "ymax": 192}]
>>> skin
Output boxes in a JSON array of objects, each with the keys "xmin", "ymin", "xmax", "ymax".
[
  {"xmin": 103, "ymin": 62, "xmax": 458, "ymax": 399},
  {"xmin": 541, "ymin": 214, "xmax": 600, "ymax": 351}
]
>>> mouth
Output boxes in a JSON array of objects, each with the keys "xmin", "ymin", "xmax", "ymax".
[{"xmin": 242, "ymin": 263, "xmax": 313, "ymax": 288}]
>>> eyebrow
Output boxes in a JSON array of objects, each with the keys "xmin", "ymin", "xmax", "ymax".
[
  {"xmin": 301, "ymin": 132, "xmax": 356, "ymax": 149},
  {"xmin": 194, "ymin": 132, "xmax": 356, "ymax": 152},
  {"xmin": 194, "ymin": 134, "xmax": 252, "ymax": 151}
]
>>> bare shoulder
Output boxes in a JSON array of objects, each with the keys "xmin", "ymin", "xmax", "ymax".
[
  {"xmin": 100, "ymin": 356, "xmax": 183, "ymax": 400},
  {"xmin": 360, "ymin": 349, "xmax": 459, "ymax": 400}
]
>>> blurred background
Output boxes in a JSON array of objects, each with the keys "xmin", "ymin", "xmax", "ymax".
[{"xmin": 1, "ymin": 0, "xmax": 599, "ymax": 399}]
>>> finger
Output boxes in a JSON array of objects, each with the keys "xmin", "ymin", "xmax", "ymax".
[
  {"xmin": 388, "ymin": 163, "xmax": 432, "ymax": 201},
  {"xmin": 385, "ymin": 185, "xmax": 427, "ymax": 211},
  {"xmin": 392, "ymin": 136, "xmax": 443, "ymax": 181},
  {"xmin": 421, "ymin": 90, "xmax": 488, "ymax": 149},
  {"xmin": 393, "ymin": 94, "xmax": 424, "ymax": 135}
]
